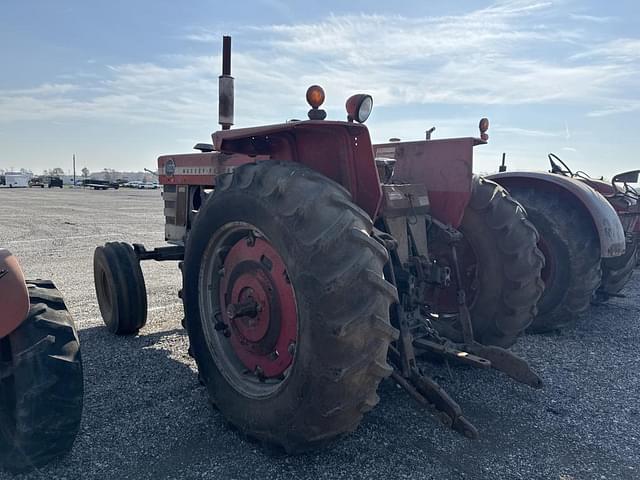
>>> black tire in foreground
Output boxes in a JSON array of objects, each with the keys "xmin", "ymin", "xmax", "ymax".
[
  {"xmin": 94, "ymin": 242, "xmax": 147, "ymax": 334},
  {"xmin": 431, "ymin": 176, "xmax": 545, "ymax": 348},
  {"xmin": 594, "ymin": 240, "xmax": 638, "ymax": 303},
  {"xmin": 0, "ymin": 280, "xmax": 83, "ymax": 473},
  {"xmin": 506, "ymin": 186, "xmax": 602, "ymax": 332},
  {"xmin": 183, "ymin": 161, "xmax": 398, "ymax": 453}
]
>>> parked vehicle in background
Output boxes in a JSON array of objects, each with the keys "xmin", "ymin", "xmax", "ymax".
[
  {"xmin": 48, "ymin": 176, "xmax": 64, "ymax": 188},
  {"xmin": 28, "ymin": 176, "xmax": 65, "ymax": 188},
  {"xmin": 29, "ymin": 177, "xmax": 46, "ymax": 188},
  {"xmin": 81, "ymin": 179, "xmax": 120, "ymax": 190},
  {"xmin": 1, "ymin": 173, "xmax": 29, "ymax": 188},
  {"xmin": 138, "ymin": 182, "xmax": 159, "ymax": 189}
]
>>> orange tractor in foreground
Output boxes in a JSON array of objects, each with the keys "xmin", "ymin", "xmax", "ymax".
[{"xmin": 93, "ymin": 37, "xmax": 544, "ymax": 451}]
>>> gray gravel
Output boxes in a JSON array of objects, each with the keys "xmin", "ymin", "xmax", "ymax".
[{"xmin": 0, "ymin": 188, "xmax": 638, "ymax": 480}]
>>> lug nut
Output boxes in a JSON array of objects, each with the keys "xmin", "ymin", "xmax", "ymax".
[
  {"xmin": 254, "ymin": 365, "xmax": 266, "ymax": 382},
  {"xmin": 213, "ymin": 322, "xmax": 229, "ymax": 332}
]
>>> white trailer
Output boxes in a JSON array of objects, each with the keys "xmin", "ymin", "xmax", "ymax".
[{"xmin": 0, "ymin": 173, "xmax": 29, "ymax": 188}]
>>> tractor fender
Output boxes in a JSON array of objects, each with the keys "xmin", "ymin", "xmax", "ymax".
[
  {"xmin": 0, "ymin": 249, "xmax": 30, "ymax": 338},
  {"xmin": 487, "ymin": 172, "xmax": 626, "ymax": 258},
  {"xmin": 212, "ymin": 120, "xmax": 382, "ymax": 219}
]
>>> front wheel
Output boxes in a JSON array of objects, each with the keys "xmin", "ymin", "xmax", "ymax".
[
  {"xmin": 183, "ymin": 161, "xmax": 398, "ymax": 453},
  {"xmin": 93, "ymin": 242, "xmax": 148, "ymax": 334}
]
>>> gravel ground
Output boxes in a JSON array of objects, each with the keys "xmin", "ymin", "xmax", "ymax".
[{"xmin": 1, "ymin": 188, "xmax": 638, "ymax": 480}]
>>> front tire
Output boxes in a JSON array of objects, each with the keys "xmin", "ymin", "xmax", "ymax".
[
  {"xmin": 93, "ymin": 242, "xmax": 148, "ymax": 334},
  {"xmin": 183, "ymin": 161, "xmax": 398, "ymax": 453},
  {"xmin": 0, "ymin": 280, "xmax": 83, "ymax": 473}
]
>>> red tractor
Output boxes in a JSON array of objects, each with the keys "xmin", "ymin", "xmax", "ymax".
[
  {"xmin": 0, "ymin": 249, "xmax": 83, "ymax": 472},
  {"xmin": 93, "ymin": 37, "xmax": 544, "ymax": 451},
  {"xmin": 488, "ymin": 154, "xmax": 631, "ymax": 331}
]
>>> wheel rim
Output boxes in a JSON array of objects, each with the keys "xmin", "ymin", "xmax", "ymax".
[{"xmin": 199, "ymin": 222, "xmax": 298, "ymax": 398}]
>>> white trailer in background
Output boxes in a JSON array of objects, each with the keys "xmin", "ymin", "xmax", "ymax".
[{"xmin": 0, "ymin": 173, "xmax": 29, "ymax": 188}]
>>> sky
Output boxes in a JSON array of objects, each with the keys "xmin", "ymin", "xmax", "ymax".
[{"xmin": 0, "ymin": 0, "xmax": 638, "ymax": 177}]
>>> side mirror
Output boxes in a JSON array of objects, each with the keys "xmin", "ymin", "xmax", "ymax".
[{"xmin": 612, "ymin": 170, "xmax": 640, "ymax": 184}]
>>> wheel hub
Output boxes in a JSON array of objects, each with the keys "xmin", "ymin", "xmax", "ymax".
[{"xmin": 219, "ymin": 236, "xmax": 297, "ymax": 378}]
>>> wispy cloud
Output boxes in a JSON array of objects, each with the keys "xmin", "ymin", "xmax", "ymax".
[
  {"xmin": 571, "ymin": 38, "xmax": 640, "ymax": 62},
  {"xmin": 0, "ymin": 1, "xmax": 638, "ymax": 128},
  {"xmin": 588, "ymin": 101, "xmax": 640, "ymax": 118},
  {"xmin": 492, "ymin": 126, "xmax": 562, "ymax": 137},
  {"xmin": 569, "ymin": 13, "xmax": 615, "ymax": 23}
]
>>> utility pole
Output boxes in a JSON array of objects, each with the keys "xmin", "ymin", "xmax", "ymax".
[{"xmin": 73, "ymin": 154, "xmax": 76, "ymax": 188}]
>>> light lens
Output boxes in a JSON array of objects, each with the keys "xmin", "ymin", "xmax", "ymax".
[
  {"xmin": 345, "ymin": 94, "xmax": 374, "ymax": 123},
  {"xmin": 357, "ymin": 96, "xmax": 373, "ymax": 123},
  {"xmin": 306, "ymin": 85, "xmax": 325, "ymax": 109}
]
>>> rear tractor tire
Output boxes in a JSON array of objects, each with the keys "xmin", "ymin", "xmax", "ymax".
[
  {"xmin": 94, "ymin": 242, "xmax": 148, "ymax": 334},
  {"xmin": 506, "ymin": 186, "xmax": 602, "ymax": 332},
  {"xmin": 0, "ymin": 280, "xmax": 83, "ymax": 473},
  {"xmin": 430, "ymin": 176, "xmax": 545, "ymax": 348},
  {"xmin": 183, "ymin": 161, "xmax": 398, "ymax": 453}
]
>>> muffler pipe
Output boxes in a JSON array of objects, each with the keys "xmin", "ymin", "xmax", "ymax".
[{"xmin": 219, "ymin": 35, "xmax": 234, "ymax": 130}]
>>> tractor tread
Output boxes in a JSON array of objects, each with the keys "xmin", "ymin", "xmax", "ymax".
[
  {"xmin": 184, "ymin": 161, "xmax": 397, "ymax": 454},
  {"xmin": 433, "ymin": 176, "xmax": 544, "ymax": 347},
  {"xmin": 507, "ymin": 186, "xmax": 602, "ymax": 332},
  {"xmin": 93, "ymin": 242, "xmax": 147, "ymax": 335},
  {"xmin": 0, "ymin": 281, "xmax": 83, "ymax": 473},
  {"xmin": 595, "ymin": 240, "xmax": 637, "ymax": 303}
]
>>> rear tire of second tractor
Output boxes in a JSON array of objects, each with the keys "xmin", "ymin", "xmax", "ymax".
[
  {"xmin": 431, "ymin": 176, "xmax": 545, "ymax": 348},
  {"xmin": 506, "ymin": 186, "xmax": 602, "ymax": 332},
  {"xmin": 183, "ymin": 161, "xmax": 398, "ymax": 453}
]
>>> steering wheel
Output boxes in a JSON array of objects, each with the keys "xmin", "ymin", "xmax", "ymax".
[{"xmin": 548, "ymin": 153, "xmax": 573, "ymax": 176}]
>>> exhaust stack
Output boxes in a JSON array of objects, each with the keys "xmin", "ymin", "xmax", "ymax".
[{"xmin": 219, "ymin": 35, "xmax": 234, "ymax": 130}]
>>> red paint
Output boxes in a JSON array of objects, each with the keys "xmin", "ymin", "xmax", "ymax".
[
  {"xmin": 374, "ymin": 138, "xmax": 483, "ymax": 227},
  {"xmin": 219, "ymin": 237, "xmax": 298, "ymax": 378},
  {"xmin": 158, "ymin": 153, "xmax": 264, "ymax": 186},
  {"xmin": 213, "ymin": 121, "xmax": 382, "ymax": 219}
]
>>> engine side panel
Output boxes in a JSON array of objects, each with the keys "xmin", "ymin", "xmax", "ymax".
[
  {"xmin": 374, "ymin": 138, "xmax": 483, "ymax": 228},
  {"xmin": 488, "ymin": 172, "xmax": 626, "ymax": 257}
]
